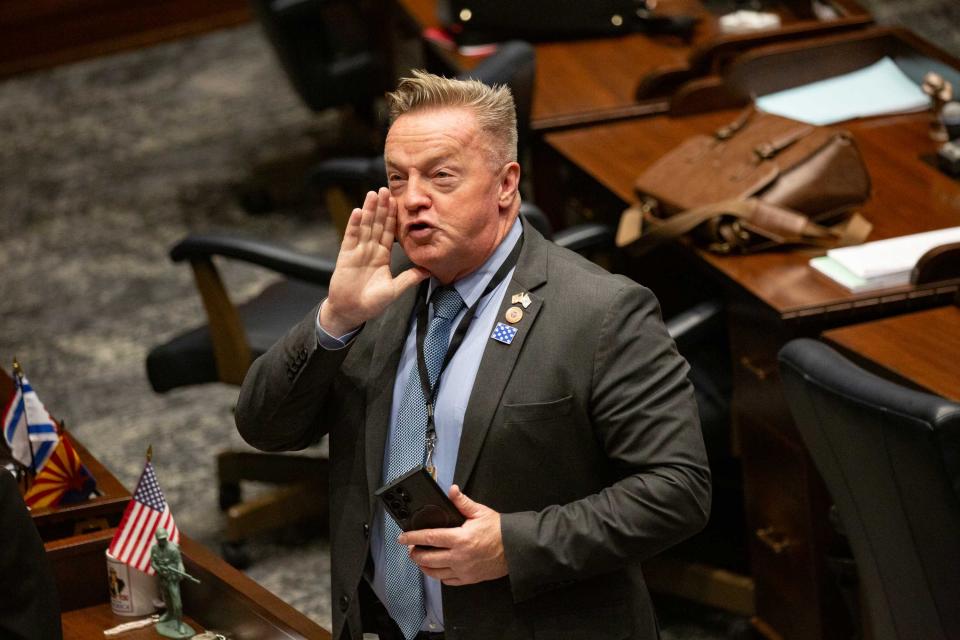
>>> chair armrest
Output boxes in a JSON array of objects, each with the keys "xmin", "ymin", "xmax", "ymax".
[
  {"xmin": 552, "ymin": 224, "xmax": 615, "ymax": 254},
  {"xmin": 307, "ymin": 156, "xmax": 385, "ymax": 191},
  {"xmin": 307, "ymin": 157, "xmax": 387, "ymax": 234},
  {"xmin": 665, "ymin": 300, "xmax": 724, "ymax": 351},
  {"xmin": 170, "ymin": 234, "xmax": 336, "ymax": 285},
  {"xmin": 519, "ymin": 202, "xmax": 614, "ymax": 257}
]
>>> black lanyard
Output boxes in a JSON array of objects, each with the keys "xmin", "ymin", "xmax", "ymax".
[{"xmin": 414, "ymin": 235, "xmax": 523, "ymax": 475}]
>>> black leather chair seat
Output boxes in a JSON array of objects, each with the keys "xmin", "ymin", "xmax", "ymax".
[{"xmin": 147, "ymin": 279, "xmax": 326, "ymax": 393}]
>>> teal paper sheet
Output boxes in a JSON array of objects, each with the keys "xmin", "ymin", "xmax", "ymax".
[{"xmin": 756, "ymin": 57, "xmax": 931, "ymax": 125}]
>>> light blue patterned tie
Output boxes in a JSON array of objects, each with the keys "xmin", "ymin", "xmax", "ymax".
[{"xmin": 382, "ymin": 286, "xmax": 464, "ymax": 639}]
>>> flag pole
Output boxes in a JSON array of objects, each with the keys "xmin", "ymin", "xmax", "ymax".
[
  {"xmin": 146, "ymin": 445, "xmax": 152, "ymax": 464},
  {"xmin": 12, "ymin": 358, "xmax": 37, "ymax": 477}
]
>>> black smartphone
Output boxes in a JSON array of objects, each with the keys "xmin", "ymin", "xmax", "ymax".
[{"xmin": 374, "ymin": 466, "xmax": 466, "ymax": 531}]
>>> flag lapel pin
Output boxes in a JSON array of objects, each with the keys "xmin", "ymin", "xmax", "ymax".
[
  {"xmin": 511, "ymin": 292, "xmax": 532, "ymax": 308},
  {"xmin": 491, "ymin": 322, "xmax": 518, "ymax": 345}
]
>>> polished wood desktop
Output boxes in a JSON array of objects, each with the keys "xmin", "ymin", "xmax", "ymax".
[
  {"xmin": 542, "ymin": 37, "xmax": 960, "ymax": 640},
  {"xmin": 16, "ymin": 409, "xmax": 333, "ymax": 638},
  {"xmin": 397, "ymin": 0, "xmax": 870, "ymax": 131},
  {"xmin": 49, "ymin": 528, "xmax": 332, "ymax": 640},
  {"xmin": 0, "ymin": 0, "xmax": 251, "ymax": 78},
  {"xmin": 822, "ymin": 305, "xmax": 960, "ymax": 402},
  {"xmin": 0, "ymin": 368, "xmax": 327, "ymax": 637},
  {"xmin": 546, "ymin": 110, "xmax": 960, "ymax": 318}
]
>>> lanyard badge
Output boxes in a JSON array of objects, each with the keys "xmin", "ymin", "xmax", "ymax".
[{"xmin": 413, "ymin": 237, "xmax": 523, "ymax": 479}]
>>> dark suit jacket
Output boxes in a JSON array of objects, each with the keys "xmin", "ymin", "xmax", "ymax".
[
  {"xmin": 236, "ymin": 220, "xmax": 711, "ymax": 640},
  {"xmin": 0, "ymin": 471, "xmax": 63, "ymax": 640}
]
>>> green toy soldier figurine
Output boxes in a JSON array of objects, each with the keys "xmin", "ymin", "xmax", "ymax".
[{"xmin": 150, "ymin": 527, "xmax": 200, "ymax": 639}]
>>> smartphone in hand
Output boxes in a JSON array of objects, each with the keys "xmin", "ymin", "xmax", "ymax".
[{"xmin": 375, "ymin": 466, "xmax": 465, "ymax": 531}]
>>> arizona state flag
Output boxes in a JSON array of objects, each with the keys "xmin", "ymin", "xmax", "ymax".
[{"xmin": 23, "ymin": 430, "xmax": 97, "ymax": 508}]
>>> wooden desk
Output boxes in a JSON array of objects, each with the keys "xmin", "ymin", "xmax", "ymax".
[
  {"xmin": 49, "ymin": 528, "xmax": 331, "ymax": 640},
  {"xmin": 547, "ymin": 109, "xmax": 960, "ymax": 318},
  {"xmin": 822, "ymin": 306, "xmax": 960, "ymax": 402},
  {"xmin": 398, "ymin": 0, "xmax": 870, "ymax": 131},
  {"xmin": 0, "ymin": 0, "xmax": 251, "ymax": 78},
  {"xmin": 543, "ymin": 104, "xmax": 960, "ymax": 640}
]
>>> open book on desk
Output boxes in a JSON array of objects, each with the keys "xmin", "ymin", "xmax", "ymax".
[{"xmin": 810, "ymin": 226, "xmax": 960, "ymax": 292}]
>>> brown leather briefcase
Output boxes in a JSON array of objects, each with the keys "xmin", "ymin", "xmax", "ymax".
[{"xmin": 616, "ymin": 107, "xmax": 874, "ymax": 254}]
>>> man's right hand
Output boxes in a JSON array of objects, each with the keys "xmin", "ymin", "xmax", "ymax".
[{"xmin": 320, "ymin": 188, "xmax": 430, "ymax": 336}]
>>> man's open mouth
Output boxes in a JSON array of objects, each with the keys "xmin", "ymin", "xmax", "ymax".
[{"xmin": 406, "ymin": 221, "xmax": 435, "ymax": 238}]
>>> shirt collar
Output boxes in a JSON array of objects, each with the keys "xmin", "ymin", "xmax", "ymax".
[{"xmin": 427, "ymin": 217, "xmax": 523, "ymax": 312}]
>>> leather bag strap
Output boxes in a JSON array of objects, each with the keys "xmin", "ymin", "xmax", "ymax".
[{"xmin": 617, "ymin": 198, "xmax": 872, "ymax": 254}]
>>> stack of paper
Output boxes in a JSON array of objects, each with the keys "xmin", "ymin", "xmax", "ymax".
[{"xmin": 810, "ymin": 226, "xmax": 960, "ymax": 292}]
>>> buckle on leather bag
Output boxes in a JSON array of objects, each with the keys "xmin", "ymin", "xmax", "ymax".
[{"xmin": 753, "ymin": 143, "xmax": 776, "ymax": 162}]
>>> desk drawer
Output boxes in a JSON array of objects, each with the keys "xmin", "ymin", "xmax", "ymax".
[
  {"xmin": 741, "ymin": 420, "xmax": 853, "ymax": 640},
  {"xmin": 727, "ymin": 301, "xmax": 802, "ymax": 445},
  {"xmin": 742, "ymin": 422, "xmax": 817, "ymax": 639}
]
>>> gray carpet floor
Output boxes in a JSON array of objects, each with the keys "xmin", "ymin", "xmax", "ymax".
[
  {"xmin": 1, "ymin": 3, "xmax": 956, "ymax": 636},
  {"xmin": 1, "ymin": 25, "xmax": 346, "ymax": 628}
]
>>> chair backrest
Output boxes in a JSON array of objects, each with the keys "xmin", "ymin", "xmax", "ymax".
[
  {"xmin": 456, "ymin": 41, "xmax": 536, "ymax": 162},
  {"xmin": 779, "ymin": 338, "xmax": 960, "ymax": 640},
  {"xmin": 249, "ymin": 0, "xmax": 387, "ymax": 117},
  {"xmin": 518, "ymin": 201, "xmax": 552, "ymax": 238}
]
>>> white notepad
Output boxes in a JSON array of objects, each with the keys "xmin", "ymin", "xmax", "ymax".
[
  {"xmin": 828, "ymin": 227, "xmax": 960, "ymax": 278},
  {"xmin": 809, "ymin": 256, "xmax": 911, "ymax": 293},
  {"xmin": 809, "ymin": 226, "xmax": 960, "ymax": 291}
]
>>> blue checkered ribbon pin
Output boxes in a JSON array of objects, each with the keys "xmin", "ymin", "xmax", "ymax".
[{"xmin": 491, "ymin": 322, "xmax": 518, "ymax": 344}]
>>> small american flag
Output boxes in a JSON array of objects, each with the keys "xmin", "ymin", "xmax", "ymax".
[{"xmin": 107, "ymin": 460, "xmax": 180, "ymax": 574}]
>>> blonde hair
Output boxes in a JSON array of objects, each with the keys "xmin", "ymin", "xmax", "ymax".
[{"xmin": 386, "ymin": 70, "xmax": 518, "ymax": 165}]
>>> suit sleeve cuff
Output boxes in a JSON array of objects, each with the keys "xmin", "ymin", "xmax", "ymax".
[
  {"xmin": 502, "ymin": 510, "xmax": 560, "ymax": 603},
  {"xmin": 315, "ymin": 299, "xmax": 361, "ymax": 349}
]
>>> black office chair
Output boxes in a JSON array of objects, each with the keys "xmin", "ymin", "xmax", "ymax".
[
  {"xmin": 145, "ymin": 202, "xmax": 610, "ymax": 566},
  {"xmin": 250, "ymin": 0, "xmax": 389, "ymax": 123},
  {"xmin": 309, "ymin": 40, "xmax": 536, "ymax": 233},
  {"xmin": 779, "ymin": 338, "xmax": 960, "ymax": 640},
  {"xmin": 146, "ymin": 236, "xmax": 336, "ymax": 567},
  {"xmin": 239, "ymin": 0, "xmax": 392, "ymax": 213}
]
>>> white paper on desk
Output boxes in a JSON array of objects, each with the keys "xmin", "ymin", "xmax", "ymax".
[
  {"xmin": 826, "ymin": 226, "xmax": 960, "ymax": 279},
  {"xmin": 755, "ymin": 57, "xmax": 930, "ymax": 125},
  {"xmin": 809, "ymin": 256, "xmax": 911, "ymax": 293}
]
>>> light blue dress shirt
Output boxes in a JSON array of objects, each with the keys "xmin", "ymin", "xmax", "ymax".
[{"xmin": 316, "ymin": 218, "xmax": 522, "ymax": 632}]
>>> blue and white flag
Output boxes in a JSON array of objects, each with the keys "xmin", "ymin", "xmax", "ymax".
[
  {"xmin": 2, "ymin": 374, "xmax": 60, "ymax": 473},
  {"xmin": 491, "ymin": 322, "xmax": 518, "ymax": 345}
]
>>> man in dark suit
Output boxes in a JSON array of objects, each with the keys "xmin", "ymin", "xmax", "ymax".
[
  {"xmin": 236, "ymin": 71, "xmax": 710, "ymax": 640},
  {"xmin": 0, "ymin": 468, "xmax": 63, "ymax": 639}
]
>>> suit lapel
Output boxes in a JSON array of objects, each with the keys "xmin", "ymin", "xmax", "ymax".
[
  {"xmin": 453, "ymin": 220, "xmax": 549, "ymax": 488},
  {"xmin": 365, "ymin": 285, "xmax": 419, "ymax": 511}
]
